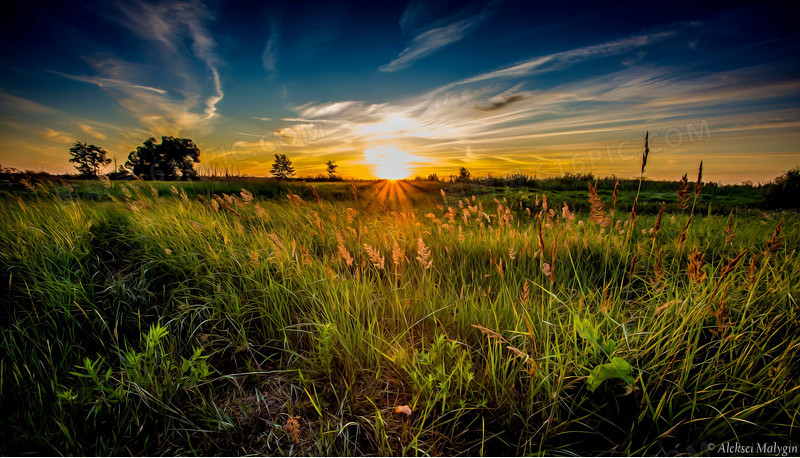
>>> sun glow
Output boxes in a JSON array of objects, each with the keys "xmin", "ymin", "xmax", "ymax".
[{"xmin": 363, "ymin": 146, "xmax": 420, "ymax": 180}]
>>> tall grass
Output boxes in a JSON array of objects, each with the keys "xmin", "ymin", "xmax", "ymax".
[{"xmin": 0, "ymin": 179, "xmax": 798, "ymax": 455}]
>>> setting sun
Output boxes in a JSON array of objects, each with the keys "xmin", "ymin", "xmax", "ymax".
[{"xmin": 363, "ymin": 146, "xmax": 421, "ymax": 180}]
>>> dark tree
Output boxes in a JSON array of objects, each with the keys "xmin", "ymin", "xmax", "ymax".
[
  {"xmin": 125, "ymin": 136, "xmax": 200, "ymax": 180},
  {"xmin": 69, "ymin": 141, "xmax": 111, "ymax": 178},
  {"xmin": 457, "ymin": 166, "xmax": 471, "ymax": 182},
  {"xmin": 271, "ymin": 153, "xmax": 295, "ymax": 179},
  {"xmin": 326, "ymin": 160, "xmax": 338, "ymax": 178},
  {"xmin": 765, "ymin": 167, "xmax": 800, "ymax": 208}
]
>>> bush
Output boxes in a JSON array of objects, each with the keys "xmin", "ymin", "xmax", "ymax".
[{"xmin": 765, "ymin": 167, "xmax": 800, "ymax": 208}]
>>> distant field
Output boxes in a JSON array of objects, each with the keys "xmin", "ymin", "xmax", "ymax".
[
  {"xmin": 1, "ymin": 179, "xmax": 797, "ymax": 455},
  {"xmin": 3, "ymin": 175, "xmax": 769, "ymax": 212}
]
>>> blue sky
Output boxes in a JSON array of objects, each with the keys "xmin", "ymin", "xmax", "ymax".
[{"xmin": 0, "ymin": 0, "xmax": 798, "ymax": 182}]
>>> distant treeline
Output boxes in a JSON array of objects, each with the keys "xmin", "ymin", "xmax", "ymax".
[{"xmin": 1, "ymin": 164, "xmax": 798, "ymax": 209}]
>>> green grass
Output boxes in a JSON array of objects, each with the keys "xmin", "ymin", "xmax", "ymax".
[{"xmin": 1, "ymin": 179, "xmax": 798, "ymax": 455}]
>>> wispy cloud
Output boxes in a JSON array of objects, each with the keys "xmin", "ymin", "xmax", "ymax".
[
  {"xmin": 380, "ymin": 17, "xmax": 481, "ymax": 72},
  {"xmin": 48, "ymin": 70, "xmax": 168, "ymax": 95},
  {"xmin": 78, "ymin": 123, "xmax": 106, "ymax": 140},
  {"xmin": 381, "ymin": 0, "xmax": 500, "ymax": 72},
  {"xmin": 0, "ymin": 91, "xmax": 58, "ymax": 115},
  {"xmin": 438, "ymin": 31, "xmax": 675, "ymax": 91},
  {"xmin": 261, "ymin": 29, "xmax": 799, "ymax": 181},
  {"xmin": 38, "ymin": 128, "xmax": 74, "ymax": 143},
  {"xmin": 262, "ymin": 18, "xmax": 280, "ymax": 75},
  {"xmin": 52, "ymin": 0, "xmax": 225, "ymax": 135}
]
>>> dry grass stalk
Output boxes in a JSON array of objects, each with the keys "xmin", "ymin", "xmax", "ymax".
[
  {"xmin": 561, "ymin": 202, "xmax": 575, "ymax": 226},
  {"xmin": 488, "ymin": 250, "xmax": 504, "ymax": 278},
  {"xmin": 687, "ymin": 246, "xmax": 707, "ymax": 283},
  {"xmin": 600, "ymin": 284, "xmax": 611, "ymax": 314},
  {"xmin": 723, "ymin": 213, "xmax": 736, "ymax": 244},
  {"xmin": 711, "ymin": 288, "xmax": 733, "ymax": 340},
  {"xmin": 641, "ymin": 131, "xmax": 650, "ymax": 174},
  {"xmin": 216, "ymin": 195, "xmax": 242, "ymax": 218},
  {"xmin": 747, "ymin": 254, "xmax": 759, "ymax": 284},
  {"xmin": 520, "ymin": 280, "xmax": 530, "ymax": 305},
  {"xmin": 548, "ymin": 232, "xmax": 560, "ymax": 284},
  {"xmin": 612, "ymin": 180, "xmax": 619, "ymax": 211},
  {"xmin": 650, "ymin": 247, "xmax": 665, "ymax": 287},
  {"xmin": 628, "ymin": 252, "xmax": 638, "ymax": 282},
  {"xmin": 652, "ymin": 202, "xmax": 665, "ymax": 239},
  {"xmin": 391, "ymin": 240, "xmax": 405, "ymax": 266},
  {"xmin": 310, "ymin": 185, "xmax": 322, "ymax": 205},
  {"xmin": 268, "ymin": 234, "xmax": 285, "ymax": 259},
  {"xmin": 628, "ymin": 201, "xmax": 637, "ymax": 233},
  {"xmin": 765, "ymin": 219, "xmax": 785, "ymax": 254},
  {"xmin": 719, "ymin": 249, "xmax": 747, "ymax": 281},
  {"xmin": 284, "ymin": 416, "xmax": 301, "ymax": 444},
  {"xmin": 472, "ymin": 324, "xmax": 507, "ymax": 343},
  {"xmin": 239, "ymin": 188, "xmax": 254, "ymax": 203},
  {"xmin": 695, "ymin": 161, "xmax": 704, "ymax": 197},
  {"xmin": 416, "ymin": 236, "xmax": 433, "ymax": 269},
  {"xmin": 350, "ymin": 180, "xmax": 358, "ymax": 203},
  {"xmin": 254, "ymin": 204, "xmax": 268, "ymax": 219},
  {"xmin": 654, "ymin": 299, "xmax": 682, "ymax": 315},
  {"xmin": 346, "ymin": 207, "xmax": 357, "ymax": 223},
  {"xmin": 285, "ymin": 192, "xmax": 303, "ymax": 206},
  {"xmin": 542, "ymin": 263, "xmax": 554, "ymax": 284},
  {"xmin": 588, "ymin": 182, "xmax": 611, "ymax": 227},
  {"xmin": 363, "ymin": 244, "xmax": 385, "ymax": 269},
  {"xmin": 678, "ymin": 215, "xmax": 693, "ymax": 247},
  {"xmin": 708, "ymin": 249, "xmax": 747, "ymax": 300},
  {"xmin": 537, "ymin": 219, "xmax": 545, "ymax": 256},
  {"xmin": 676, "ymin": 174, "xmax": 690, "ymax": 210},
  {"xmin": 301, "ymin": 246, "xmax": 313, "ymax": 265},
  {"xmin": 506, "ymin": 345, "xmax": 533, "ymax": 366},
  {"xmin": 336, "ymin": 231, "xmax": 354, "ymax": 266}
]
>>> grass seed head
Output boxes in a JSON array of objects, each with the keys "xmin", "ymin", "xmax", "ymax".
[
  {"xmin": 687, "ymin": 246, "xmax": 707, "ymax": 283},
  {"xmin": 677, "ymin": 174, "xmax": 690, "ymax": 210},
  {"xmin": 588, "ymin": 181, "xmax": 611, "ymax": 228},
  {"xmin": 363, "ymin": 243, "xmax": 385, "ymax": 269}
]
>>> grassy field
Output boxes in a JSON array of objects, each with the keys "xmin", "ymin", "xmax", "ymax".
[{"xmin": 1, "ymin": 177, "xmax": 798, "ymax": 455}]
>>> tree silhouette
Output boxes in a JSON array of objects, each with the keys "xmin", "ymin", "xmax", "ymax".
[
  {"xmin": 271, "ymin": 154, "xmax": 295, "ymax": 179},
  {"xmin": 766, "ymin": 167, "xmax": 800, "ymax": 208},
  {"xmin": 125, "ymin": 136, "xmax": 200, "ymax": 180},
  {"xmin": 458, "ymin": 166, "xmax": 471, "ymax": 182},
  {"xmin": 69, "ymin": 141, "xmax": 111, "ymax": 178},
  {"xmin": 326, "ymin": 160, "xmax": 338, "ymax": 178}
]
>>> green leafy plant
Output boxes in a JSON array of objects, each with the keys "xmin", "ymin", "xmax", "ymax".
[
  {"xmin": 407, "ymin": 334, "xmax": 480, "ymax": 413},
  {"xmin": 574, "ymin": 315, "xmax": 635, "ymax": 392}
]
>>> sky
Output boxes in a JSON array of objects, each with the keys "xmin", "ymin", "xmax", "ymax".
[{"xmin": 0, "ymin": 0, "xmax": 798, "ymax": 183}]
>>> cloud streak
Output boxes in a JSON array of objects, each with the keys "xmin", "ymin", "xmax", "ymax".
[
  {"xmin": 52, "ymin": 0, "xmax": 225, "ymax": 135},
  {"xmin": 437, "ymin": 31, "xmax": 675, "ymax": 92},
  {"xmin": 262, "ymin": 18, "xmax": 280, "ymax": 75},
  {"xmin": 379, "ymin": 17, "xmax": 482, "ymax": 72},
  {"xmin": 0, "ymin": 91, "xmax": 58, "ymax": 115},
  {"xmin": 263, "ymin": 29, "xmax": 799, "ymax": 181},
  {"xmin": 78, "ymin": 123, "xmax": 106, "ymax": 140}
]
